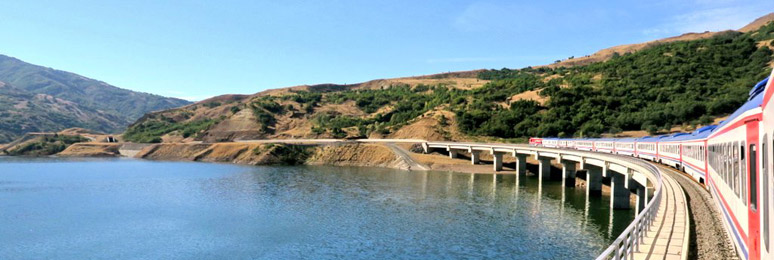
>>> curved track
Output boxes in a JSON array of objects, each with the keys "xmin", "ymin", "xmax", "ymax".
[
  {"xmin": 632, "ymin": 165, "xmax": 689, "ymax": 260},
  {"xmin": 659, "ymin": 166, "xmax": 739, "ymax": 259}
]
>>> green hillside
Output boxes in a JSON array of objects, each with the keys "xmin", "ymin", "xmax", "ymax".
[
  {"xmin": 0, "ymin": 55, "xmax": 191, "ymax": 142},
  {"xmin": 463, "ymin": 25, "xmax": 774, "ymax": 138},
  {"xmin": 123, "ymin": 21, "xmax": 774, "ymax": 143},
  {"xmin": 0, "ymin": 82, "xmax": 124, "ymax": 142}
]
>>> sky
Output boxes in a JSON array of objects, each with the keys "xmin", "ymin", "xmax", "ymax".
[{"xmin": 0, "ymin": 0, "xmax": 772, "ymax": 101}]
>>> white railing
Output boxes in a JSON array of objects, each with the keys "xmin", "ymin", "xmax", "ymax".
[
  {"xmin": 423, "ymin": 142, "xmax": 664, "ymax": 260},
  {"xmin": 595, "ymin": 157, "xmax": 663, "ymax": 260}
]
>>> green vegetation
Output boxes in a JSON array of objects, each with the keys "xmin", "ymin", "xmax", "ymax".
[
  {"xmin": 250, "ymin": 98, "xmax": 281, "ymax": 132},
  {"xmin": 7, "ymin": 135, "xmax": 89, "ymax": 156},
  {"xmin": 229, "ymin": 105, "xmax": 241, "ymax": 114},
  {"xmin": 123, "ymin": 21, "xmax": 774, "ymax": 142},
  {"xmin": 315, "ymin": 24, "xmax": 774, "ymax": 139},
  {"xmin": 252, "ymin": 143, "xmax": 311, "ymax": 165},
  {"xmin": 123, "ymin": 117, "xmax": 219, "ymax": 143},
  {"xmin": 457, "ymin": 28, "xmax": 774, "ymax": 138},
  {"xmin": 320, "ymin": 84, "xmax": 467, "ymax": 136},
  {"xmin": 283, "ymin": 91, "xmax": 322, "ymax": 105},
  {"xmin": 203, "ymin": 102, "xmax": 221, "ymax": 108},
  {"xmin": 0, "ymin": 83, "xmax": 121, "ymax": 143}
]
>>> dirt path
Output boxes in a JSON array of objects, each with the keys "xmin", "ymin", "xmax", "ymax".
[
  {"xmin": 660, "ymin": 166, "xmax": 739, "ymax": 259},
  {"xmin": 383, "ymin": 143, "xmax": 429, "ymax": 171}
]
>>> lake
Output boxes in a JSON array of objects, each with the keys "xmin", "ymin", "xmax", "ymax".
[{"xmin": 0, "ymin": 157, "xmax": 633, "ymax": 259}]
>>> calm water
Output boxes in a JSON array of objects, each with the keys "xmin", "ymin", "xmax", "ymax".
[{"xmin": 0, "ymin": 157, "xmax": 633, "ymax": 259}]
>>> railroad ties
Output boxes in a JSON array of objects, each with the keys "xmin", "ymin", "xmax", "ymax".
[{"xmin": 423, "ymin": 142, "xmax": 689, "ymax": 260}]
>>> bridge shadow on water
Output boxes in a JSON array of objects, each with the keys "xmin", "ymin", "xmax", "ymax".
[{"xmin": 448, "ymin": 169, "xmax": 636, "ymax": 244}]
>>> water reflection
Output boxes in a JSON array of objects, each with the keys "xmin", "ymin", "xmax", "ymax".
[{"xmin": 0, "ymin": 158, "xmax": 632, "ymax": 259}]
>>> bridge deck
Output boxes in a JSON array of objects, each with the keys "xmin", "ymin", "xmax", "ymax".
[{"xmin": 633, "ymin": 165, "xmax": 689, "ymax": 260}]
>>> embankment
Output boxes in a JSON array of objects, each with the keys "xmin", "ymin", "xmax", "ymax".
[
  {"xmin": 70, "ymin": 142, "xmax": 415, "ymax": 170},
  {"xmin": 58, "ymin": 143, "xmax": 121, "ymax": 157}
]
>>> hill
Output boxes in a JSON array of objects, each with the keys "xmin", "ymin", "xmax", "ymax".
[
  {"xmin": 124, "ymin": 14, "xmax": 774, "ymax": 143},
  {"xmin": 547, "ymin": 13, "xmax": 774, "ymax": 68},
  {"xmin": 0, "ymin": 55, "xmax": 190, "ymax": 142}
]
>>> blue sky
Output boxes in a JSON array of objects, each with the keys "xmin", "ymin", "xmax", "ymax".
[{"xmin": 0, "ymin": 0, "xmax": 772, "ymax": 101}]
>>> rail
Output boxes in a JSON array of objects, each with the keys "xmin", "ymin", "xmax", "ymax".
[{"xmin": 423, "ymin": 142, "xmax": 664, "ymax": 260}]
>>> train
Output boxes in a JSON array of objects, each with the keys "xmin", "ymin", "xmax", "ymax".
[{"xmin": 530, "ymin": 70, "xmax": 773, "ymax": 260}]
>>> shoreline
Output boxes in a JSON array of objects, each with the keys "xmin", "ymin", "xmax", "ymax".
[
  {"xmin": 57, "ymin": 141, "xmax": 426, "ymax": 171},
  {"xmin": 41, "ymin": 141, "xmax": 553, "ymax": 175}
]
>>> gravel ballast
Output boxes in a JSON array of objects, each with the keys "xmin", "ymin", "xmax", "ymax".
[{"xmin": 661, "ymin": 166, "xmax": 739, "ymax": 259}]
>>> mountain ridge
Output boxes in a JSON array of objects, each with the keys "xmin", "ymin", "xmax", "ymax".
[
  {"xmin": 184, "ymin": 13, "xmax": 774, "ymax": 105},
  {"xmin": 124, "ymin": 13, "xmax": 774, "ymax": 143},
  {"xmin": 0, "ymin": 54, "xmax": 191, "ymax": 142}
]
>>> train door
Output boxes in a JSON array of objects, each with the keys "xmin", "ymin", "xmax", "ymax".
[{"xmin": 747, "ymin": 120, "xmax": 761, "ymax": 260}]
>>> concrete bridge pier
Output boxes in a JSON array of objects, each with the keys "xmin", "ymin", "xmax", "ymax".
[
  {"xmin": 561, "ymin": 161, "xmax": 576, "ymax": 187},
  {"xmin": 585, "ymin": 165, "xmax": 603, "ymax": 197},
  {"xmin": 448, "ymin": 148, "xmax": 459, "ymax": 159},
  {"xmin": 469, "ymin": 148, "xmax": 480, "ymax": 165},
  {"xmin": 635, "ymin": 184, "xmax": 646, "ymax": 214},
  {"xmin": 491, "ymin": 150, "xmax": 504, "ymax": 172},
  {"xmin": 537, "ymin": 156, "xmax": 552, "ymax": 180},
  {"xmin": 513, "ymin": 153, "xmax": 527, "ymax": 176},
  {"xmin": 610, "ymin": 172, "xmax": 631, "ymax": 209}
]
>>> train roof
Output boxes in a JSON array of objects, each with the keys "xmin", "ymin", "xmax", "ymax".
[
  {"xmin": 658, "ymin": 133, "xmax": 689, "ymax": 142},
  {"xmin": 664, "ymin": 130, "xmax": 716, "ymax": 141},
  {"xmin": 615, "ymin": 137, "xmax": 637, "ymax": 142},
  {"xmin": 636, "ymin": 135, "xmax": 666, "ymax": 142},
  {"xmin": 713, "ymin": 77, "xmax": 768, "ymax": 133}
]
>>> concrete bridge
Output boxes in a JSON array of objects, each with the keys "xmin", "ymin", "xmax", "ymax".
[{"xmin": 423, "ymin": 141, "xmax": 689, "ymax": 260}]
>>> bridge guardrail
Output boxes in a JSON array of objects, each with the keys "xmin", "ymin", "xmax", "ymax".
[{"xmin": 595, "ymin": 156, "xmax": 663, "ymax": 260}]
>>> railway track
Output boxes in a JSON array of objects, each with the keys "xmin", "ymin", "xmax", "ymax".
[
  {"xmin": 631, "ymin": 164, "xmax": 689, "ymax": 260},
  {"xmin": 658, "ymin": 165, "xmax": 739, "ymax": 260}
]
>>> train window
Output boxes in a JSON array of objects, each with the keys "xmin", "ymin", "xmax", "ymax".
[
  {"xmin": 722, "ymin": 144, "xmax": 726, "ymax": 183},
  {"xmin": 723, "ymin": 144, "xmax": 732, "ymax": 185},
  {"xmin": 702, "ymin": 146, "xmax": 705, "ymax": 161},
  {"xmin": 729, "ymin": 142, "xmax": 733, "ymax": 185},
  {"xmin": 751, "ymin": 144, "xmax": 758, "ymax": 211},
  {"xmin": 730, "ymin": 142, "xmax": 734, "ymax": 187},
  {"xmin": 764, "ymin": 135, "xmax": 769, "ymax": 250},
  {"xmin": 730, "ymin": 142, "xmax": 734, "ymax": 188},
  {"xmin": 724, "ymin": 143, "xmax": 728, "ymax": 184},
  {"xmin": 742, "ymin": 143, "xmax": 747, "ymax": 203},
  {"xmin": 737, "ymin": 143, "xmax": 742, "ymax": 197},
  {"xmin": 733, "ymin": 143, "xmax": 736, "ymax": 193}
]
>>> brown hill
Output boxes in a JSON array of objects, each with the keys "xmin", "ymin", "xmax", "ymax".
[
  {"xmin": 740, "ymin": 12, "xmax": 774, "ymax": 32},
  {"xmin": 543, "ymin": 31, "xmax": 725, "ymax": 68},
  {"xmin": 123, "ymin": 13, "xmax": 774, "ymax": 143},
  {"xmin": 545, "ymin": 12, "xmax": 774, "ymax": 68}
]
